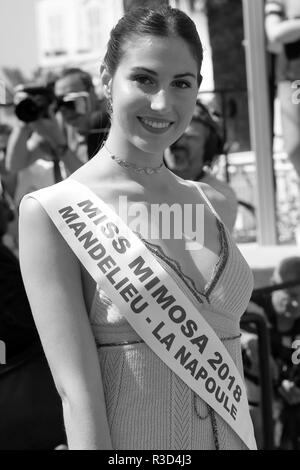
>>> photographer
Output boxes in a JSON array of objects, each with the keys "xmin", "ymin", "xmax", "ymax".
[
  {"xmin": 6, "ymin": 68, "xmax": 109, "ymax": 204},
  {"xmin": 54, "ymin": 68, "xmax": 110, "ymax": 160},
  {"xmin": 6, "ymin": 83, "xmax": 83, "ymax": 204}
]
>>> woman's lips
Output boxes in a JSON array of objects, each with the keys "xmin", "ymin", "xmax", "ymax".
[{"xmin": 138, "ymin": 116, "xmax": 174, "ymax": 134}]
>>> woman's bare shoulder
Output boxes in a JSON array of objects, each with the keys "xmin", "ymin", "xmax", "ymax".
[
  {"xmin": 19, "ymin": 193, "xmax": 52, "ymax": 225},
  {"xmin": 19, "ymin": 191, "xmax": 76, "ymax": 260},
  {"xmin": 193, "ymin": 180, "xmax": 226, "ymax": 202},
  {"xmin": 191, "ymin": 180, "xmax": 236, "ymax": 232}
]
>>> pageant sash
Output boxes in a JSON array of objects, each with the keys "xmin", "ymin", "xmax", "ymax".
[{"xmin": 26, "ymin": 178, "xmax": 257, "ymax": 450}]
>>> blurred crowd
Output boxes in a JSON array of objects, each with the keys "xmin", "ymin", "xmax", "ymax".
[
  {"xmin": 242, "ymin": 257, "xmax": 300, "ymax": 449},
  {"xmin": 1, "ymin": 68, "xmax": 111, "ymax": 248}
]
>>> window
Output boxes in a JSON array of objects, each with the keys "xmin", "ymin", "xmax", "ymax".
[
  {"xmin": 48, "ymin": 13, "xmax": 66, "ymax": 54},
  {"xmin": 86, "ymin": 5, "xmax": 101, "ymax": 50}
]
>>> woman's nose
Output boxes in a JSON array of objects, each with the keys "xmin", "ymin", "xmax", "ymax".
[{"xmin": 150, "ymin": 89, "xmax": 171, "ymax": 112}]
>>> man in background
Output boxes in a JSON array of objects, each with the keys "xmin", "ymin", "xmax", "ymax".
[
  {"xmin": 6, "ymin": 68, "xmax": 110, "ymax": 205},
  {"xmin": 164, "ymin": 99, "xmax": 238, "ymax": 232},
  {"xmin": 54, "ymin": 67, "xmax": 110, "ymax": 161}
]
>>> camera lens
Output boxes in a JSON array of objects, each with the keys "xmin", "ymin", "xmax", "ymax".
[{"xmin": 15, "ymin": 98, "xmax": 40, "ymax": 123}]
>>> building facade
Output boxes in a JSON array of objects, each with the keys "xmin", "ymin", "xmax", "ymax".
[
  {"xmin": 35, "ymin": 0, "xmax": 214, "ymax": 91},
  {"xmin": 35, "ymin": 0, "xmax": 124, "ymax": 79}
]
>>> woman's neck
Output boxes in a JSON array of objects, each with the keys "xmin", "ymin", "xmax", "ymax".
[
  {"xmin": 104, "ymin": 130, "xmax": 165, "ymax": 170},
  {"xmin": 90, "ymin": 142, "xmax": 170, "ymax": 187}
]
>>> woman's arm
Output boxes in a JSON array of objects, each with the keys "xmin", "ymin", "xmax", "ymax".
[
  {"xmin": 265, "ymin": 13, "xmax": 300, "ymax": 46},
  {"xmin": 19, "ymin": 197, "xmax": 112, "ymax": 450}
]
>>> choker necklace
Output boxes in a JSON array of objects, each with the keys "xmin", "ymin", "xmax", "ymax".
[{"xmin": 104, "ymin": 145, "xmax": 164, "ymax": 175}]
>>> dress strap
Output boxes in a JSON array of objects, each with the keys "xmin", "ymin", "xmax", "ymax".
[{"xmin": 190, "ymin": 181, "xmax": 220, "ymax": 220}]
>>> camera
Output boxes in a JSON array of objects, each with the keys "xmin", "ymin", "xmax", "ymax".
[
  {"xmin": 14, "ymin": 84, "xmax": 55, "ymax": 123},
  {"xmin": 55, "ymin": 91, "xmax": 90, "ymax": 116}
]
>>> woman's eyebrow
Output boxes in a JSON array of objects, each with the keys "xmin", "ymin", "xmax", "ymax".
[{"xmin": 131, "ymin": 67, "xmax": 196, "ymax": 79}]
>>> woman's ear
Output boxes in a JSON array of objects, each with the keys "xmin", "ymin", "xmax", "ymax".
[{"xmin": 100, "ymin": 63, "xmax": 113, "ymax": 99}]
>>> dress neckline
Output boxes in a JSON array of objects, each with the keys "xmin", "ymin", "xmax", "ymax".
[
  {"xmin": 139, "ymin": 215, "xmax": 229, "ymax": 306},
  {"xmin": 69, "ymin": 177, "xmax": 229, "ymax": 305}
]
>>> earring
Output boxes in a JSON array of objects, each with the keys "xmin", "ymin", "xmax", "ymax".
[{"xmin": 107, "ymin": 88, "xmax": 113, "ymax": 114}]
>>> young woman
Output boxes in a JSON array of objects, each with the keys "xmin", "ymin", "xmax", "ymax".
[{"xmin": 19, "ymin": 7, "xmax": 256, "ymax": 450}]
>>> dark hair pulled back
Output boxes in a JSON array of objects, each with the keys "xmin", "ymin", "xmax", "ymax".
[{"xmin": 103, "ymin": 6, "xmax": 203, "ymax": 86}]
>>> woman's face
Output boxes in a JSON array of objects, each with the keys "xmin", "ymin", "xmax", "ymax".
[{"xmin": 108, "ymin": 34, "xmax": 199, "ymax": 155}]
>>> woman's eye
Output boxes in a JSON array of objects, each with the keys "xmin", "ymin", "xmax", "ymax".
[
  {"xmin": 173, "ymin": 80, "xmax": 191, "ymax": 89},
  {"xmin": 134, "ymin": 75, "xmax": 154, "ymax": 86}
]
